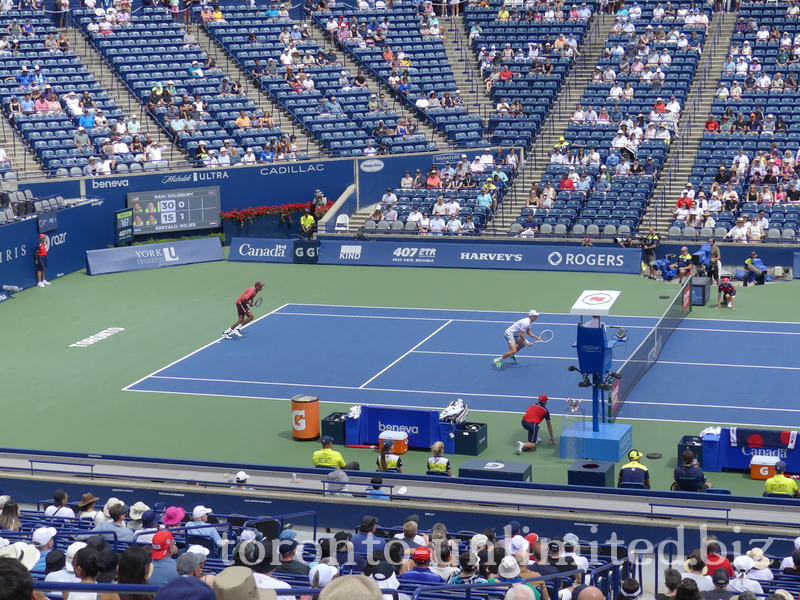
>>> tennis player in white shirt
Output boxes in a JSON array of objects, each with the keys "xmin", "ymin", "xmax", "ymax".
[{"xmin": 495, "ymin": 310, "xmax": 541, "ymax": 369}]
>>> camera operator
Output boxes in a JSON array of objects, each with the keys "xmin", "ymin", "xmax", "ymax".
[{"xmin": 617, "ymin": 236, "xmax": 640, "ymax": 249}]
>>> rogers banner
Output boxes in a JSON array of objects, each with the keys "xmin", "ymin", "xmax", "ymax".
[{"xmin": 318, "ymin": 239, "xmax": 642, "ymax": 274}]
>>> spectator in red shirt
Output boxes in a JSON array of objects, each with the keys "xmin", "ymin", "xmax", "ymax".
[
  {"xmin": 705, "ymin": 115, "xmax": 720, "ymax": 132},
  {"xmin": 560, "ymin": 173, "xmax": 575, "ymax": 190},
  {"xmin": 676, "ymin": 194, "xmax": 692, "ymax": 209},
  {"xmin": 654, "ymin": 98, "xmax": 666, "ymax": 113},
  {"xmin": 706, "ymin": 537, "xmax": 734, "ymax": 577},
  {"xmin": 499, "ymin": 66, "xmax": 514, "ymax": 81}
]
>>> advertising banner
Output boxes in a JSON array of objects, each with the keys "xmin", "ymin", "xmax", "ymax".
[
  {"xmin": 318, "ymin": 239, "xmax": 642, "ymax": 274},
  {"xmin": 86, "ymin": 237, "xmax": 224, "ymax": 275},
  {"xmin": 227, "ymin": 237, "xmax": 293, "ymax": 264}
]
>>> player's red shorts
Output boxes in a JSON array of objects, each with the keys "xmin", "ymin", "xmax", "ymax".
[{"xmin": 236, "ymin": 302, "xmax": 251, "ymax": 317}]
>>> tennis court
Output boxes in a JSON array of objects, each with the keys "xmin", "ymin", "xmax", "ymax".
[{"xmin": 125, "ymin": 302, "xmax": 800, "ymax": 427}]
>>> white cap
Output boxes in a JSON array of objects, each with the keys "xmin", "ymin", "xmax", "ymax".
[
  {"xmin": 65, "ymin": 542, "xmax": 87, "ymax": 572},
  {"xmin": 529, "ymin": 310, "xmax": 539, "ymax": 317},
  {"xmin": 32, "ymin": 527, "xmax": 57, "ymax": 547},
  {"xmin": 192, "ymin": 505, "xmax": 213, "ymax": 519},
  {"xmin": 236, "ymin": 470, "xmax": 249, "ymax": 481},
  {"xmin": 188, "ymin": 544, "xmax": 211, "ymax": 557}
]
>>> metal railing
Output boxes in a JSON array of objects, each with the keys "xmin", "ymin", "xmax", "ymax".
[{"xmin": 646, "ymin": 12, "xmax": 727, "ymax": 228}]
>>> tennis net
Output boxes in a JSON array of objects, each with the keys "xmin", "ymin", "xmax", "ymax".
[{"xmin": 609, "ymin": 278, "xmax": 693, "ymax": 421}]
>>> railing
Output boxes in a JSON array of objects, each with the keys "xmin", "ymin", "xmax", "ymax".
[
  {"xmin": 646, "ymin": 12, "xmax": 727, "ymax": 229},
  {"xmin": 29, "ymin": 458, "xmax": 94, "ymax": 477}
]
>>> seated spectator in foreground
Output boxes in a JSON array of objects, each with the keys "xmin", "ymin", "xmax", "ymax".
[
  {"xmin": 745, "ymin": 548, "xmax": 773, "ymax": 581},
  {"xmin": 400, "ymin": 547, "xmax": 444, "ymax": 583},
  {"xmin": 45, "ymin": 489, "xmax": 75, "ymax": 518},
  {"xmin": 657, "ymin": 568, "xmax": 682, "ymax": 600},
  {"xmin": 728, "ymin": 557, "xmax": 763, "ymax": 595},
  {"xmin": 764, "ymin": 461, "xmax": 799, "ymax": 497},
  {"xmin": 674, "ymin": 450, "xmax": 713, "ymax": 492},
  {"xmin": 274, "ymin": 538, "xmax": 310, "ymax": 575},
  {"xmin": 90, "ymin": 500, "xmax": 135, "ymax": 542},
  {"xmin": 352, "ymin": 515, "xmax": 386, "ymax": 557},
  {"xmin": 703, "ymin": 569, "xmax": 733, "ymax": 600},
  {"xmin": 186, "ymin": 505, "xmax": 223, "ymax": 549}
]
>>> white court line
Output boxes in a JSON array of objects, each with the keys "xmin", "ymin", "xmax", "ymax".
[
  {"xmin": 412, "ymin": 350, "xmax": 624, "ymax": 362},
  {"xmin": 144, "ymin": 373, "xmax": 544, "ymax": 401},
  {"xmin": 358, "ymin": 320, "xmax": 453, "ymax": 388},
  {"xmin": 282, "ymin": 303, "xmax": 800, "ymax": 328},
  {"xmin": 122, "ymin": 303, "xmax": 289, "ymax": 392},
  {"xmin": 675, "ymin": 327, "xmax": 800, "ymax": 336},
  {"xmin": 657, "ymin": 360, "xmax": 800, "ymax": 371},
  {"xmin": 623, "ymin": 400, "xmax": 800, "ymax": 414},
  {"xmin": 270, "ymin": 311, "xmax": 654, "ymax": 329}
]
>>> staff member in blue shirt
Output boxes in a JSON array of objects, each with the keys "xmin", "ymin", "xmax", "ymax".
[{"xmin": 673, "ymin": 450, "xmax": 714, "ymax": 491}]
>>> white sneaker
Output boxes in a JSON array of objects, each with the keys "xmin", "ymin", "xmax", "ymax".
[
  {"xmin": 221, "ymin": 332, "xmax": 231, "ymax": 340},
  {"xmin": 37, "ymin": 282, "xmax": 45, "ymax": 287},
  {"xmin": 42, "ymin": 280, "xmax": 51, "ymax": 285},
  {"xmin": 515, "ymin": 441, "xmax": 524, "ymax": 455},
  {"xmin": 232, "ymin": 329, "xmax": 243, "ymax": 338}
]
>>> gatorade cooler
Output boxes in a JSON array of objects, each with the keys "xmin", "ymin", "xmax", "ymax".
[
  {"xmin": 378, "ymin": 431, "xmax": 409, "ymax": 455},
  {"xmin": 750, "ymin": 455, "xmax": 780, "ymax": 480},
  {"xmin": 291, "ymin": 394, "xmax": 320, "ymax": 441}
]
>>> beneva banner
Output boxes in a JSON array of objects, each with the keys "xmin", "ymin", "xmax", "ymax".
[{"xmin": 318, "ymin": 239, "xmax": 642, "ymax": 274}]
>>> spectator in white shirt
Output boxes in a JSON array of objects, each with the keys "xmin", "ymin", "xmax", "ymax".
[
  {"xmin": 44, "ymin": 490, "xmax": 76, "ymax": 518},
  {"xmin": 725, "ymin": 217, "xmax": 749, "ymax": 242},
  {"xmin": 430, "ymin": 212, "xmax": 446, "ymax": 234}
]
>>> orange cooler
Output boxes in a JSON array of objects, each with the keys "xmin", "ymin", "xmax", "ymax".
[
  {"xmin": 291, "ymin": 394, "xmax": 320, "ymax": 440},
  {"xmin": 750, "ymin": 455, "xmax": 780, "ymax": 480},
  {"xmin": 378, "ymin": 431, "xmax": 409, "ymax": 454}
]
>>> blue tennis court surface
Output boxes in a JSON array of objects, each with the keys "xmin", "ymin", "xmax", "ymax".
[{"xmin": 125, "ymin": 304, "xmax": 800, "ymax": 427}]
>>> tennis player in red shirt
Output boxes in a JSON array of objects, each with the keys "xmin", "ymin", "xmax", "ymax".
[
  {"xmin": 515, "ymin": 395, "xmax": 556, "ymax": 454},
  {"xmin": 222, "ymin": 281, "xmax": 263, "ymax": 339}
]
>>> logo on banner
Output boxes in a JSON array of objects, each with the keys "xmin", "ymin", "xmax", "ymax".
[
  {"xmin": 581, "ymin": 293, "xmax": 613, "ymax": 305},
  {"xmin": 484, "ymin": 462, "xmax": 505, "ymax": 469},
  {"xmin": 164, "ymin": 247, "xmax": 180, "ymax": 262},
  {"xmin": 392, "ymin": 247, "xmax": 436, "ymax": 263},
  {"xmin": 548, "ymin": 252, "xmax": 563, "ymax": 265},
  {"xmin": 460, "ymin": 252, "xmax": 522, "ymax": 262},
  {"xmin": 238, "ymin": 243, "xmax": 288, "ymax": 258},
  {"xmin": 90, "ymin": 179, "xmax": 129, "ymax": 190},
  {"xmin": 295, "ymin": 246, "xmax": 317, "ymax": 258},
  {"xmin": 550, "ymin": 253, "xmax": 625, "ymax": 267},
  {"xmin": 360, "ymin": 159, "xmax": 385, "ymax": 173},
  {"xmin": 42, "ymin": 232, "xmax": 68, "ymax": 251},
  {"xmin": 259, "ymin": 164, "xmax": 325, "ymax": 176},
  {"xmin": 292, "ymin": 410, "xmax": 306, "ymax": 431},
  {"xmin": 133, "ymin": 247, "xmax": 180, "ymax": 265},
  {"xmin": 378, "ymin": 421, "xmax": 419, "ymax": 434},
  {"xmin": 339, "ymin": 245, "xmax": 362, "ymax": 260}
]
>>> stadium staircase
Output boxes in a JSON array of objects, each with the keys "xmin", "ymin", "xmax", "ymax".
[
  {"xmin": 496, "ymin": 12, "xmax": 617, "ymax": 232},
  {"xmin": 62, "ymin": 26, "xmax": 185, "ymax": 168},
  {"xmin": 641, "ymin": 11, "xmax": 738, "ymax": 235},
  {"xmin": 194, "ymin": 21, "xmax": 322, "ymax": 159},
  {"xmin": 441, "ymin": 16, "xmax": 495, "ymax": 126},
  {"xmin": 303, "ymin": 24, "xmax": 450, "ymax": 152},
  {"xmin": 0, "ymin": 110, "xmax": 40, "ymax": 177}
]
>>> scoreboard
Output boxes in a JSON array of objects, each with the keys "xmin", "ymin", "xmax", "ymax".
[{"xmin": 127, "ymin": 186, "xmax": 220, "ymax": 235}]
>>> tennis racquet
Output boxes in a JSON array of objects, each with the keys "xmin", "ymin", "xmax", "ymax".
[
  {"xmin": 253, "ymin": 297, "xmax": 263, "ymax": 307},
  {"xmin": 533, "ymin": 330, "xmax": 554, "ymax": 343}
]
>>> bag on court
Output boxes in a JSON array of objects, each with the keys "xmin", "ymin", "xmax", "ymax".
[{"xmin": 440, "ymin": 398, "xmax": 469, "ymax": 425}]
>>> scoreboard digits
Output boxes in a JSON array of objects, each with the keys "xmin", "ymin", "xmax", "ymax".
[{"xmin": 127, "ymin": 186, "xmax": 221, "ymax": 235}]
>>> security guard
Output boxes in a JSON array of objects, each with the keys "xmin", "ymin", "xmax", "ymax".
[
  {"xmin": 300, "ymin": 208, "xmax": 315, "ymax": 239},
  {"xmin": 618, "ymin": 450, "xmax": 650, "ymax": 488},
  {"xmin": 764, "ymin": 461, "xmax": 799, "ymax": 497},
  {"xmin": 312, "ymin": 435, "xmax": 360, "ymax": 470},
  {"xmin": 643, "ymin": 226, "xmax": 660, "ymax": 279}
]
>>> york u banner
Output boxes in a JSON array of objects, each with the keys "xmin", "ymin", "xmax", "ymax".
[{"xmin": 318, "ymin": 239, "xmax": 642, "ymax": 274}]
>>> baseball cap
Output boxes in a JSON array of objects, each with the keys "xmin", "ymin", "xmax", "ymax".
[
  {"xmin": 361, "ymin": 515, "xmax": 378, "ymax": 529},
  {"xmin": 279, "ymin": 529, "xmax": 297, "ymax": 540},
  {"xmin": 538, "ymin": 394, "xmax": 549, "ymax": 403},
  {"xmin": 628, "ymin": 450, "xmax": 643, "ymax": 461},
  {"xmin": 32, "ymin": 527, "xmax": 57, "ymax": 547},
  {"xmin": 65, "ymin": 542, "xmax": 87, "ymax": 572},
  {"xmin": 235, "ymin": 471, "xmax": 249, "ymax": 481},
  {"xmin": 152, "ymin": 530, "xmax": 175, "ymax": 560},
  {"xmin": 39, "ymin": 233, "xmax": 46, "ymax": 238},
  {"xmin": 192, "ymin": 505, "xmax": 212, "ymax": 519},
  {"xmin": 713, "ymin": 568, "xmax": 730, "ymax": 586},
  {"xmin": 776, "ymin": 461, "xmax": 787, "ymax": 472},
  {"xmin": 321, "ymin": 435, "xmax": 334, "ymax": 444},
  {"xmin": 45, "ymin": 549, "xmax": 66, "ymax": 573},
  {"xmin": 371, "ymin": 561, "xmax": 396, "ymax": 581},
  {"xmin": 413, "ymin": 547, "xmax": 432, "ymax": 562},
  {"xmin": 177, "ymin": 551, "xmax": 204, "ymax": 574},
  {"xmin": 279, "ymin": 539, "xmax": 298, "ymax": 555},
  {"xmin": 310, "ymin": 563, "xmax": 339, "ymax": 587},
  {"xmin": 507, "ymin": 521, "xmax": 522, "ymax": 535},
  {"xmin": 529, "ymin": 310, "xmax": 539, "ymax": 317}
]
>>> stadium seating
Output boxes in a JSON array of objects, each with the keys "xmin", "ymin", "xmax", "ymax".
[{"xmin": 0, "ymin": 10, "xmax": 125, "ymax": 176}]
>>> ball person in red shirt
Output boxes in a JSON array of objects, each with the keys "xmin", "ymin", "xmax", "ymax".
[
  {"xmin": 35, "ymin": 233, "xmax": 50, "ymax": 287},
  {"xmin": 515, "ymin": 395, "xmax": 556, "ymax": 454},
  {"xmin": 222, "ymin": 281, "xmax": 263, "ymax": 339}
]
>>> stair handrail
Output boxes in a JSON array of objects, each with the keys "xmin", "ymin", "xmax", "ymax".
[{"xmin": 648, "ymin": 13, "xmax": 727, "ymax": 229}]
